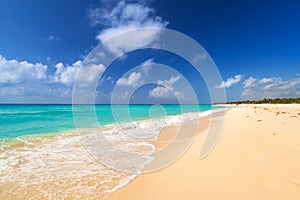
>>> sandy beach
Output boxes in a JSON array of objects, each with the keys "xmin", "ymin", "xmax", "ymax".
[{"xmin": 108, "ymin": 104, "xmax": 300, "ymax": 199}]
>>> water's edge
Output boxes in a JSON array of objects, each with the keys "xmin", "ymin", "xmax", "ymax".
[{"xmin": 0, "ymin": 106, "xmax": 227, "ymax": 199}]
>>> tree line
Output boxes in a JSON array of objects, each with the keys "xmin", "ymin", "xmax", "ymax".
[{"xmin": 226, "ymin": 97, "xmax": 300, "ymax": 104}]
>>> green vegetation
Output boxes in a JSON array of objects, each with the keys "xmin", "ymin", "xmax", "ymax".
[{"xmin": 227, "ymin": 97, "xmax": 300, "ymax": 104}]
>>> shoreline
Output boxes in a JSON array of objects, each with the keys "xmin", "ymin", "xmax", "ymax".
[
  {"xmin": 2, "ymin": 104, "xmax": 299, "ymax": 199},
  {"xmin": 108, "ymin": 104, "xmax": 300, "ymax": 199},
  {"xmin": 0, "ymin": 106, "xmax": 224, "ymax": 199},
  {"xmin": 0, "ymin": 105, "xmax": 224, "ymax": 142}
]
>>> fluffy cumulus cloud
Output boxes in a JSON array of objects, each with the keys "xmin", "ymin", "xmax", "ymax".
[
  {"xmin": 89, "ymin": 1, "xmax": 164, "ymax": 28},
  {"xmin": 88, "ymin": 0, "xmax": 168, "ymax": 56},
  {"xmin": 149, "ymin": 75, "xmax": 182, "ymax": 99},
  {"xmin": 241, "ymin": 76, "xmax": 300, "ymax": 100},
  {"xmin": 243, "ymin": 76, "xmax": 256, "ymax": 88},
  {"xmin": 0, "ymin": 55, "xmax": 47, "ymax": 83},
  {"xmin": 116, "ymin": 71, "xmax": 143, "ymax": 86},
  {"xmin": 157, "ymin": 75, "xmax": 181, "ymax": 88},
  {"xmin": 52, "ymin": 61, "xmax": 105, "ymax": 86},
  {"xmin": 0, "ymin": 55, "xmax": 105, "ymax": 88},
  {"xmin": 259, "ymin": 77, "xmax": 275, "ymax": 84},
  {"xmin": 140, "ymin": 58, "xmax": 153, "ymax": 75},
  {"xmin": 0, "ymin": 54, "xmax": 107, "ymax": 103},
  {"xmin": 115, "ymin": 58, "xmax": 154, "ymax": 87},
  {"xmin": 149, "ymin": 86, "xmax": 171, "ymax": 99},
  {"xmin": 215, "ymin": 74, "xmax": 243, "ymax": 89},
  {"xmin": 52, "ymin": 62, "xmax": 78, "ymax": 86}
]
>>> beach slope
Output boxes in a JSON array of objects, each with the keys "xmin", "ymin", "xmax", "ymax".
[{"xmin": 108, "ymin": 104, "xmax": 300, "ymax": 199}]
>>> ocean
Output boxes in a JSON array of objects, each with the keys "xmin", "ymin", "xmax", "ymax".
[{"xmin": 0, "ymin": 104, "xmax": 222, "ymax": 199}]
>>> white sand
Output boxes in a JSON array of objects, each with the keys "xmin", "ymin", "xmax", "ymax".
[{"xmin": 108, "ymin": 104, "xmax": 300, "ymax": 199}]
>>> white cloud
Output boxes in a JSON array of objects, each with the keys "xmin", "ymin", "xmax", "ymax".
[
  {"xmin": 140, "ymin": 58, "xmax": 153, "ymax": 75},
  {"xmin": 89, "ymin": 0, "xmax": 168, "ymax": 56},
  {"xmin": 149, "ymin": 75, "xmax": 182, "ymax": 99},
  {"xmin": 116, "ymin": 71, "xmax": 143, "ymax": 86},
  {"xmin": 115, "ymin": 59, "xmax": 154, "ymax": 87},
  {"xmin": 263, "ymin": 82, "xmax": 279, "ymax": 90},
  {"xmin": 149, "ymin": 86, "xmax": 172, "ymax": 99},
  {"xmin": 241, "ymin": 76, "xmax": 300, "ymax": 100},
  {"xmin": 243, "ymin": 76, "xmax": 256, "ymax": 88},
  {"xmin": 52, "ymin": 62, "xmax": 78, "ymax": 86},
  {"xmin": 0, "ymin": 55, "xmax": 47, "ymax": 83},
  {"xmin": 258, "ymin": 77, "xmax": 292, "ymax": 91},
  {"xmin": 259, "ymin": 77, "xmax": 277, "ymax": 84},
  {"xmin": 157, "ymin": 75, "xmax": 181, "ymax": 88},
  {"xmin": 277, "ymin": 79, "xmax": 300, "ymax": 90},
  {"xmin": 241, "ymin": 88, "xmax": 254, "ymax": 97},
  {"xmin": 192, "ymin": 52, "xmax": 207, "ymax": 64},
  {"xmin": 0, "ymin": 54, "xmax": 108, "ymax": 102},
  {"xmin": 215, "ymin": 74, "xmax": 243, "ymax": 89},
  {"xmin": 89, "ymin": 1, "xmax": 165, "ymax": 28},
  {"xmin": 0, "ymin": 86, "xmax": 25, "ymax": 96},
  {"xmin": 99, "ymin": 27, "xmax": 164, "ymax": 56},
  {"xmin": 52, "ymin": 61, "xmax": 105, "ymax": 86}
]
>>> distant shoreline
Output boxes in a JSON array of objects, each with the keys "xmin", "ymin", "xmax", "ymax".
[{"xmin": 221, "ymin": 97, "xmax": 300, "ymax": 104}]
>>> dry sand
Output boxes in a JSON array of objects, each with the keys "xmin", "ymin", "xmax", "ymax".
[{"xmin": 108, "ymin": 104, "xmax": 300, "ymax": 200}]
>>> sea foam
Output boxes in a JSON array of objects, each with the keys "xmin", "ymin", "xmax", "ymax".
[{"xmin": 0, "ymin": 108, "xmax": 225, "ymax": 199}]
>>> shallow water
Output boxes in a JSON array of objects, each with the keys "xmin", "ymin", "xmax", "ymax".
[
  {"xmin": 0, "ymin": 104, "xmax": 215, "ymax": 139},
  {"xmin": 0, "ymin": 105, "xmax": 222, "ymax": 199}
]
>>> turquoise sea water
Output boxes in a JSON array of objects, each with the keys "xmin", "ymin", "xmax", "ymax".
[
  {"xmin": 0, "ymin": 104, "xmax": 218, "ymax": 139},
  {"xmin": 0, "ymin": 104, "xmax": 224, "ymax": 199}
]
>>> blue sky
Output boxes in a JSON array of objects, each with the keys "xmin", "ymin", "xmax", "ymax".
[{"xmin": 0, "ymin": 0, "xmax": 299, "ymax": 103}]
